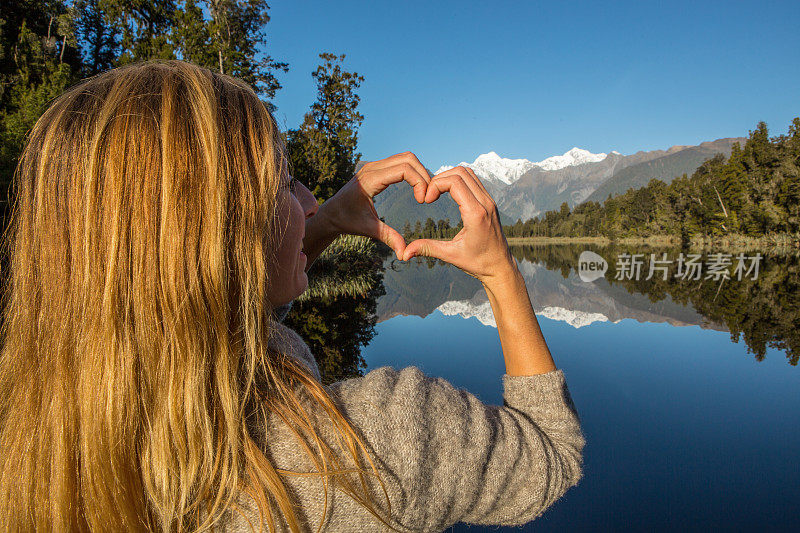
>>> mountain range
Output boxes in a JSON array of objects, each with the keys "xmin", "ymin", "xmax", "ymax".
[{"xmin": 364, "ymin": 137, "xmax": 746, "ymax": 229}]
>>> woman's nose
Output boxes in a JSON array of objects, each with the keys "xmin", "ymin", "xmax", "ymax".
[{"xmin": 296, "ymin": 181, "xmax": 319, "ymax": 219}]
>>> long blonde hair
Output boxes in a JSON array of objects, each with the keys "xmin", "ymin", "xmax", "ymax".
[{"xmin": 0, "ymin": 59, "xmax": 397, "ymax": 532}]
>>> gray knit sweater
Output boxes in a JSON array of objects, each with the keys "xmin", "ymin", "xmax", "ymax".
[{"xmin": 219, "ymin": 318, "xmax": 585, "ymax": 532}]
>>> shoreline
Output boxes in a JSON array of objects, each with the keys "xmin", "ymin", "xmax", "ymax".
[
  {"xmin": 400, "ymin": 233, "xmax": 800, "ymax": 250},
  {"xmin": 505, "ymin": 234, "xmax": 800, "ymax": 249}
]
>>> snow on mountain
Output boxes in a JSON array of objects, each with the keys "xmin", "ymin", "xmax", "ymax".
[
  {"xmin": 538, "ymin": 306, "xmax": 610, "ymax": 328},
  {"xmin": 435, "ymin": 148, "xmax": 610, "ymax": 186},
  {"xmin": 435, "ymin": 299, "xmax": 610, "ymax": 329},
  {"xmin": 434, "ymin": 151, "xmax": 536, "ymax": 185},
  {"xmin": 436, "ymin": 300, "xmax": 497, "ymax": 327},
  {"xmin": 533, "ymin": 147, "xmax": 608, "ymax": 171}
]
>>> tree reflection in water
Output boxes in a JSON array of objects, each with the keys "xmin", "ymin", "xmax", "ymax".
[
  {"xmin": 284, "ymin": 235, "xmax": 390, "ymax": 384},
  {"xmin": 509, "ymin": 244, "xmax": 800, "ymax": 366}
]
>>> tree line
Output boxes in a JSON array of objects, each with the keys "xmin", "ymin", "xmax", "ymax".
[
  {"xmin": 503, "ymin": 119, "xmax": 800, "ymax": 242},
  {"xmin": 402, "ymin": 217, "xmax": 463, "ymax": 241}
]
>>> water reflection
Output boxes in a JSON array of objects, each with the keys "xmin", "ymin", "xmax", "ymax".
[
  {"xmin": 378, "ymin": 244, "xmax": 800, "ymax": 366},
  {"xmin": 292, "ymin": 240, "xmax": 798, "ymax": 386},
  {"xmin": 284, "ymin": 236, "xmax": 388, "ymax": 384}
]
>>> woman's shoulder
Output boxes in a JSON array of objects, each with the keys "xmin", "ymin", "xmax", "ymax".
[{"xmin": 268, "ymin": 319, "xmax": 322, "ymax": 382}]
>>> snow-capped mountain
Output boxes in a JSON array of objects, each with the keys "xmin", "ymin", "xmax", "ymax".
[
  {"xmin": 436, "ymin": 300, "xmax": 497, "ymax": 327},
  {"xmin": 532, "ymin": 147, "xmax": 609, "ymax": 171},
  {"xmin": 434, "ymin": 148, "xmax": 611, "ymax": 186},
  {"xmin": 436, "ymin": 300, "xmax": 611, "ymax": 329},
  {"xmin": 538, "ymin": 306, "xmax": 609, "ymax": 328},
  {"xmin": 434, "ymin": 151, "xmax": 538, "ymax": 185}
]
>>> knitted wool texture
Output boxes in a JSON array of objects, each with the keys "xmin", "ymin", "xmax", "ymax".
[{"xmin": 218, "ymin": 320, "xmax": 585, "ymax": 532}]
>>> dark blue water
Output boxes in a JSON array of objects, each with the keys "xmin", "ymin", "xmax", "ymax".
[{"xmin": 363, "ymin": 258, "xmax": 800, "ymax": 532}]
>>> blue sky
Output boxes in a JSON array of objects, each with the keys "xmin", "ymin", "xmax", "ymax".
[{"xmin": 267, "ymin": 0, "xmax": 800, "ymax": 170}]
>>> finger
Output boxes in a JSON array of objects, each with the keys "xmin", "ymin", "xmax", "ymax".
[
  {"xmin": 402, "ymin": 238, "xmax": 452, "ymax": 262},
  {"xmin": 375, "ymin": 220, "xmax": 407, "ymax": 260},
  {"xmin": 360, "ymin": 163, "xmax": 428, "ymax": 203},
  {"xmin": 425, "ymin": 167, "xmax": 486, "ymax": 213},
  {"xmin": 362, "ymin": 151, "xmax": 431, "ymax": 185},
  {"xmin": 420, "ymin": 174, "xmax": 486, "ymax": 222},
  {"xmin": 463, "ymin": 167, "xmax": 500, "ymax": 215},
  {"xmin": 429, "ymin": 166, "xmax": 491, "ymax": 211},
  {"xmin": 464, "ymin": 167, "xmax": 491, "ymax": 197}
]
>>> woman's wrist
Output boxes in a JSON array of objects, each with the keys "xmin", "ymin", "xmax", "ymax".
[
  {"xmin": 480, "ymin": 257, "xmax": 522, "ymax": 293},
  {"xmin": 482, "ymin": 260, "xmax": 557, "ymax": 376}
]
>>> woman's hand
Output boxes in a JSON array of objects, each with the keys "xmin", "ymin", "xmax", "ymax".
[
  {"xmin": 319, "ymin": 151, "xmax": 431, "ymax": 259},
  {"xmin": 401, "ymin": 166, "xmax": 518, "ymax": 284}
]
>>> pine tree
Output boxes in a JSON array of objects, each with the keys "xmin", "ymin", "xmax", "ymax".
[
  {"xmin": 423, "ymin": 217, "xmax": 436, "ymax": 238},
  {"xmin": 105, "ymin": 0, "xmax": 177, "ymax": 65},
  {"xmin": 402, "ymin": 220, "xmax": 412, "ymax": 240},
  {"xmin": 286, "ymin": 53, "xmax": 364, "ymax": 201},
  {"xmin": 172, "ymin": 0, "xmax": 288, "ymax": 100},
  {"xmin": 73, "ymin": 0, "xmax": 119, "ymax": 75},
  {"xmin": 776, "ymin": 118, "xmax": 800, "ymax": 232},
  {"xmin": 0, "ymin": 0, "xmax": 79, "ymax": 213}
]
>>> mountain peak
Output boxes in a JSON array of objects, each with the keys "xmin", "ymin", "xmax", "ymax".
[
  {"xmin": 435, "ymin": 151, "xmax": 536, "ymax": 185},
  {"xmin": 533, "ymin": 147, "xmax": 608, "ymax": 171},
  {"xmin": 435, "ymin": 147, "xmax": 613, "ymax": 186}
]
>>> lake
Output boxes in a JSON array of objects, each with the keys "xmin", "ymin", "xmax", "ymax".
[{"xmin": 356, "ymin": 244, "xmax": 800, "ymax": 532}]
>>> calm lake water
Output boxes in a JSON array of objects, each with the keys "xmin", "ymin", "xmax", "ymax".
[{"xmin": 359, "ymin": 244, "xmax": 800, "ymax": 532}]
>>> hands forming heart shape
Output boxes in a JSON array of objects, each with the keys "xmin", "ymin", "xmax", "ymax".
[{"xmin": 320, "ymin": 151, "xmax": 517, "ymax": 285}]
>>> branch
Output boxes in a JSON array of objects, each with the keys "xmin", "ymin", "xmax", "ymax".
[{"xmin": 712, "ymin": 185, "xmax": 729, "ymax": 218}]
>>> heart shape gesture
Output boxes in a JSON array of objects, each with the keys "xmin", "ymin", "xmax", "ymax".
[
  {"xmin": 401, "ymin": 165, "xmax": 515, "ymax": 283},
  {"xmin": 322, "ymin": 151, "xmax": 516, "ymax": 284}
]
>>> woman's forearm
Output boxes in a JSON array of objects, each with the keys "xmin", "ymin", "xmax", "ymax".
[
  {"xmin": 483, "ymin": 261, "xmax": 557, "ymax": 376},
  {"xmin": 302, "ymin": 203, "xmax": 341, "ymax": 272}
]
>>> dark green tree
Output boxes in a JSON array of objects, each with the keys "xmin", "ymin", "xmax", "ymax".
[
  {"xmin": 172, "ymin": 0, "xmax": 288, "ymax": 100},
  {"xmin": 286, "ymin": 52, "xmax": 364, "ymax": 201},
  {"xmin": 423, "ymin": 217, "xmax": 436, "ymax": 238},
  {"xmin": 1, "ymin": 0, "xmax": 80, "ymax": 212},
  {"xmin": 402, "ymin": 220, "xmax": 412, "ymax": 240},
  {"xmin": 73, "ymin": 0, "xmax": 119, "ymax": 74}
]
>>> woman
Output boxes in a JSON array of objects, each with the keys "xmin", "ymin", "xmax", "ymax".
[{"xmin": 0, "ymin": 60, "xmax": 584, "ymax": 532}]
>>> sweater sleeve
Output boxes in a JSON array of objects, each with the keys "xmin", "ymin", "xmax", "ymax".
[{"xmin": 326, "ymin": 365, "xmax": 585, "ymax": 531}]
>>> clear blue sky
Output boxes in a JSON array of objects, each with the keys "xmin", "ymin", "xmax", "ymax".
[{"xmin": 267, "ymin": 0, "xmax": 800, "ymax": 170}]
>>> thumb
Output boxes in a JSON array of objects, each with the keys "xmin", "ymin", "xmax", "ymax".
[
  {"xmin": 402, "ymin": 239, "xmax": 452, "ymax": 262},
  {"xmin": 376, "ymin": 220, "xmax": 407, "ymax": 260}
]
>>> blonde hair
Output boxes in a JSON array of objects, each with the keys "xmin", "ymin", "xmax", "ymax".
[{"xmin": 0, "ymin": 59, "xmax": 398, "ymax": 532}]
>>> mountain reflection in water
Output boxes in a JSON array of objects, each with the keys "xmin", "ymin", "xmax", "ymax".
[{"xmin": 378, "ymin": 244, "xmax": 799, "ymax": 366}]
